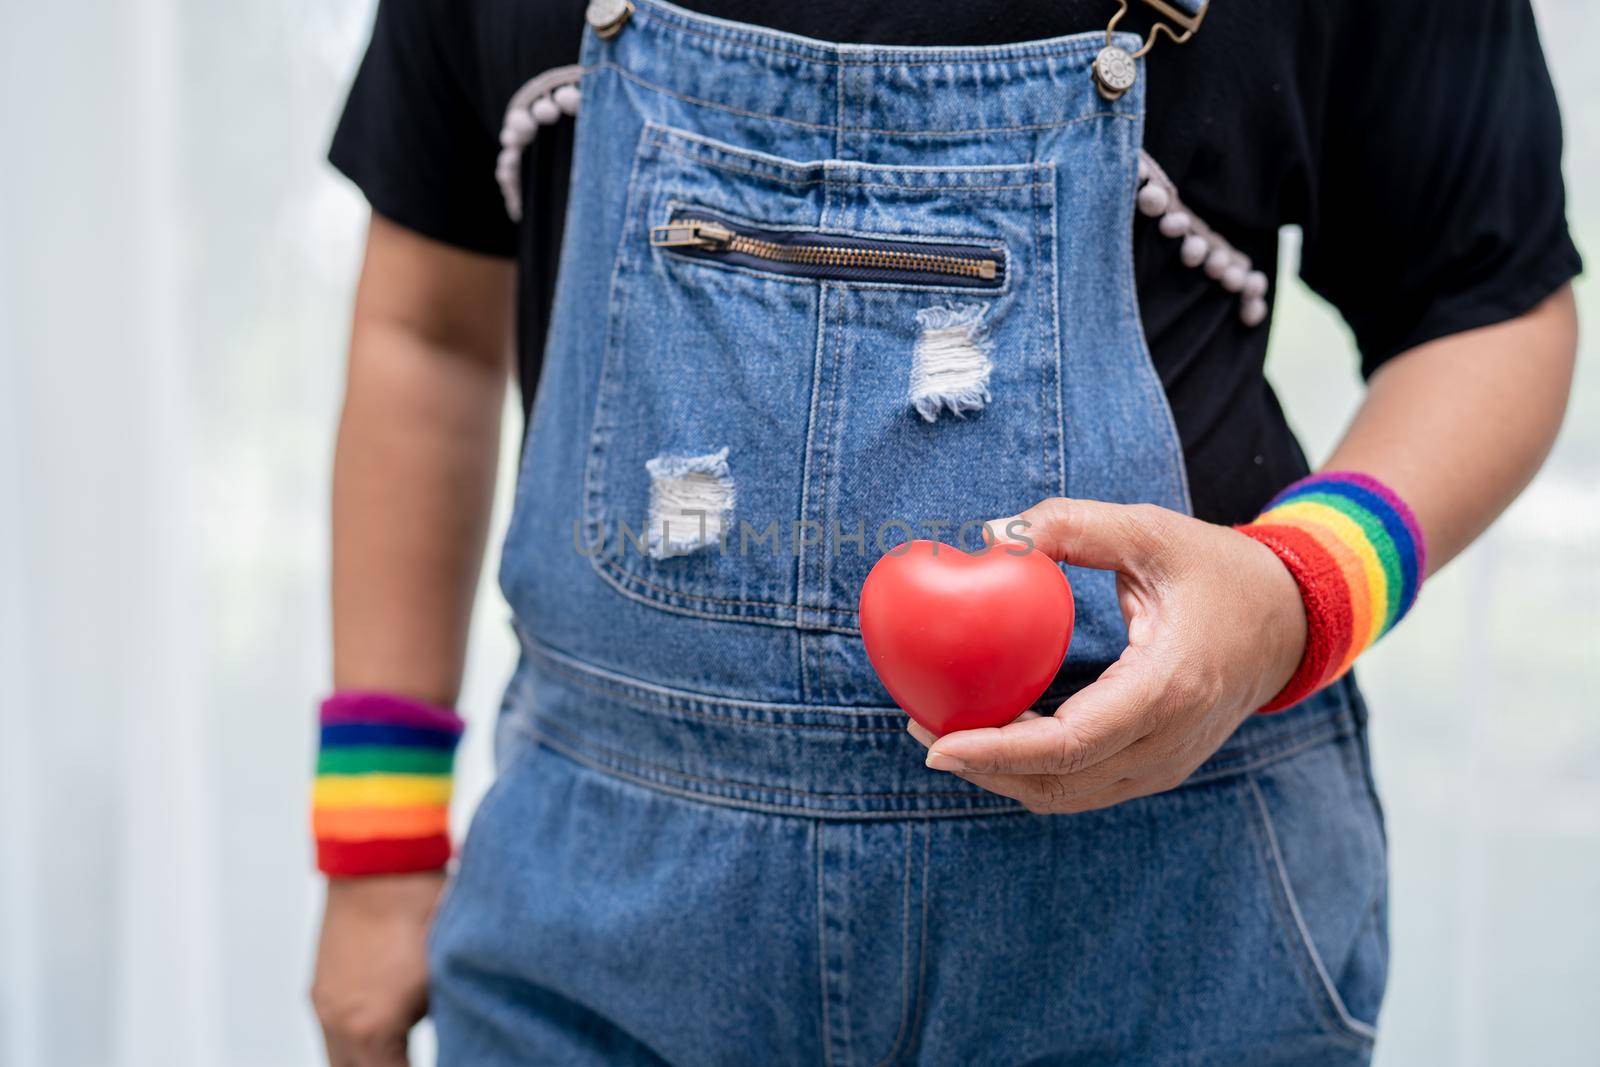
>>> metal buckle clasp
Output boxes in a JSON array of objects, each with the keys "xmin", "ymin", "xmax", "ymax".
[{"xmin": 1092, "ymin": 0, "xmax": 1210, "ymax": 101}]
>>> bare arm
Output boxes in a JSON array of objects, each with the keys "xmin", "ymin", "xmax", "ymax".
[
  {"xmin": 313, "ymin": 213, "xmax": 514, "ymax": 1067},
  {"xmin": 1326, "ymin": 286, "xmax": 1578, "ymax": 573},
  {"xmin": 332, "ymin": 213, "xmax": 515, "ymax": 702},
  {"xmin": 917, "ymin": 288, "xmax": 1580, "ymax": 812}
]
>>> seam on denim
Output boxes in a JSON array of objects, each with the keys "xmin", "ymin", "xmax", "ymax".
[
  {"xmin": 841, "ymin": 113, "xmax": 1138, "ymax": 139},
  {"xmin": 522, "ymin": 668, "xmax": 1344, "ymax": 800},
  {"xmin": 599, "ymin": 546, "xmax": 796, "ymax": 608},
  {"xmin": 648, "ymin": 122, "xmax": 1058, "ymax": 180},
  {"xmin": 1246, "ymin": 774, "xmax": 1380, "ymax": 1047},
  {"xmin": 1038, "ymin": 164, "xmax": 1064, "ymax": 496},
  {"xmin": 634, "ymin": 0, "xmax": 1114, "ymax": 67},
  {"xmin": 529, "ymin": 649, "xmax": 908, "ymax": 732},
  {"xmin": 612, "ymin": 64, "xmax": 837, "ymax": 131},
  {"xmin": 872, "ymin": 823, "xmax": 916, "ymax": 1067},
  {"xmin": 658, "ymin": 140, "xmax": 1056, "ymax": 191},
  {"xmin": 903, "ymin": 823, "xmax": 931, "ymax": 1064},
  {"xmin": 1120, "ymin": 99, "xmax": 1194, "ymax": 516},
  {"xmin": 615, "ymin": 70, "xmax": 1126, "ymax": 139},
  {"xmin": 531, "ymin": 716, "xmax": 997, "ymax": 799},
  {"xmin": 816, "ymin": 283, "xmax": 846, "ymax": 624},
  {"xmin": 580, "ymin": 126, "xmax": 655, "ymax": 592},
  {"xmin": 593, "ymin": 520, "xmax": 863, "ymax": 628},
  {"xmin": 817, "ymin": 824, "xmax": 834, "ymax": 1067},
  {"xmin": 525, "ymin": 632, "xmax": 896, "ymax": 713},
  {"xmin": 834, "ymin": 50, "xmax": 846, "ymax": 159},
  {"xmin": 1188, "ymin": 717, "xmax": 1355, "ymax": 783},
  {"xmin": 522, "ymin": 635, "xmax": 1358, "ymax": 773},
  {"xmin": 593, "ymin": 559, "xmax": 823, "ymax": 625},
  {"xmin": 796, "ymin": 278, "xmax": 828, "ymax": 633},
  {"xmin": 523, "ymin": 723, "xmax": 1023, "ymax": 816}
]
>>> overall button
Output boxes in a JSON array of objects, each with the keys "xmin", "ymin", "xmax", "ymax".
[
  {"xmin": 1093, "ymin": 44, "xmax": 1138, "ymax": 101},
  {"xmin": 585, "ymin": 0, "xmax": 633, "ymax": 40}
]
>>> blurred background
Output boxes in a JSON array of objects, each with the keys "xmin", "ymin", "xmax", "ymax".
[{"xmin": 2, "ymin": 1, "xmax": 1595, "ymax": 1064}]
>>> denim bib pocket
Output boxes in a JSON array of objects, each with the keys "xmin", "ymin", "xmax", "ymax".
[{"xmin": 582, "ymin": 123, "xmax": 1062, "ymax": 630}]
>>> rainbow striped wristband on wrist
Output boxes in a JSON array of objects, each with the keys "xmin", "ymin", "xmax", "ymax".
[
  {"xmin": 1236, "ymin": 471, "xmax": 1427, "ymax": 713},
  {"xmin": 312, "ymin": 691, "xmax": 464, "ymax": 877}
]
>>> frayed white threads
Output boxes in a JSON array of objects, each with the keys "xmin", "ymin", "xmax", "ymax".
[
  {"xmin": 644, "ymin": 448, "xmax": 735, "ymax": 558},
  {"xmin": 909, "ymin": 303, "xmax": 995, "ymax": 422}
]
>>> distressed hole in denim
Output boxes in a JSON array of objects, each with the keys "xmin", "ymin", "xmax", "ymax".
[
  {"xmin": 645, "ymin": 448, "xmax": 735, "ymax": 558},
  {"xmin": 909, "ymin": 303, "xmax": 994, "ymax": 422}
]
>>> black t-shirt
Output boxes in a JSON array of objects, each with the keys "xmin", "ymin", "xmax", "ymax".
[{"xmin": 329, "ymin": 0, "xmax": 1581, "ymax": 525}]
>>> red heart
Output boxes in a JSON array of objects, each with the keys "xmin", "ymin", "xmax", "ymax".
[{"xmin": 859, "ymin": 540, "xmax": 1075, "ymax": 736}]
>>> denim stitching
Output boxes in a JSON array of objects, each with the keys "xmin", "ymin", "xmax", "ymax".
[
  {"xmin": 795, "ymin": 274, "xmax": 826, "ymax": 633},
  {"xmin": 839, "ymin": 114, "xmax": 1138, "ymax": 139},
  {"xmin": 902, "ymin": 823, "xmax": 932, "ymax": 1065},
  {"xmin": 817, "ymin": 825, "xmax": 835, "ymax": 1067},
  {"xmin": 1246, "ymin": 774, "xmax": 1381, "ymax": 1047},
  {"xmin": 591, "ymin": 573, "xmax": 862, "ymax": 634},
  {"xmin": 524, "ymin": 646, "xmax": 908, "ymax": 729},
  {"xmin": 871, "ymin": 823, "xmax": 916, "ymax": 1067},
  {"xmin": 659, "ymin": 143, "xmax": 1056, "ymax": 191},
  {"xmin": 521, "ymin": 636, "xmax": 1357, "ymax": 778},
  {"xmin": 526, "ymin": 718, "xmax": 1020, "ymax": 806},
  {"xmin": 634, "ymin": 0, "xmax": 1113, "ymax": 68},
  {"xmin": 660, "ymin": 125, "xmax": 1070, "ymax": 182},
  {"xmin": 1186, "ymin": 722, "xmax": 1352, "ymax": 784},
  {"xmin": 813, "ymin": 282, "xmax": 844, "ymax": 629},
  {"xmin": 596, "ymin": 556, "xmax": 800, "ymax": 614},
  {"xmin": 529, "ymin": 727, "xmax": 1024, "ymax": 818},
  {"xmin": 1119, "ymin": 95, "xmax": 1194, "ymax": 516},
  {"xmin": 611, "ymin": 67, "xmax": 1128, "ymax": 141},
  {"xmin": 1036, "ymin": 165, "xmax": 1064, "ymax": 496},
  {"xmin": 581, "ymin": 128, "xmax": 656, "ymax": 582},
  {"xmin": 647, "ymin": 122, "xmax": 1059, "ymax": 182}
]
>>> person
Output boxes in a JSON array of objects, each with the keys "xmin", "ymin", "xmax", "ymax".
[{"xmin": 309, "ymin": 1, "xmax": 1581, "ymax": 1064}]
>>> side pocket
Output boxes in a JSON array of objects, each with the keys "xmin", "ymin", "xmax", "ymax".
[{"xmin": 1245, "ymin": 735, "xmax": 1389, "ymax": 1047}]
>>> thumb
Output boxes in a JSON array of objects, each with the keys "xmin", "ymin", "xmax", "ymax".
[{"xmin": 985, "ymin": 498, "xmax": 1172, "ymax": 574}]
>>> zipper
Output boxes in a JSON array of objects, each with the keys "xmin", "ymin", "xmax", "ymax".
[{"xmin": 650, "ymin": 211, "xmax": 1004, "ymax": 288}]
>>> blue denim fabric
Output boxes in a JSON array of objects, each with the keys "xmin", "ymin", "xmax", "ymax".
[{"xmin": 430, "ymin": 2, "xmax": 1388, "ymax": 1062}]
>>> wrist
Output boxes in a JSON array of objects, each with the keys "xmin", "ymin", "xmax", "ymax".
[
  {"xmin": 1246, "ymin": 534, "xmax": 1310, "ymax": 707},
  {"xmin": 1236, "ymin": 471, "xmax": 1426, "ymax": 712},
  {"xmin": 312, "ymin": 691, "xmax": 464, "ymax": 877}
]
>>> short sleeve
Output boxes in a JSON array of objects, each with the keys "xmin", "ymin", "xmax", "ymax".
[
  {"xmin": 329, "ymin": 0, "xmax": 517, "ymax": 257},
  {"xmin": 1300, "ymin": 0, "xmax": 1582, "ymax": 377}
]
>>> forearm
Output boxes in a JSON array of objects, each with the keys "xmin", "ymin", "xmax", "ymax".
[
  {"xmin": 330, "ymin": 215, "xmax": 515, "ymax": 705},
  {"xmin": 1322, "ymin": 286, "xmax": 1578, "ymax": 574}
]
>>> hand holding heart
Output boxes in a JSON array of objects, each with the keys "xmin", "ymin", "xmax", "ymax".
[{"xmin": 899, "ymin": 498, "xmax": 1308, "ymax": 815}]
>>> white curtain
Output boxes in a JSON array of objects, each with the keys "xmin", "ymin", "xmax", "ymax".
[{"xmin": 1, "ymin": 1, "xmax": 1595, "ymax": 1064}]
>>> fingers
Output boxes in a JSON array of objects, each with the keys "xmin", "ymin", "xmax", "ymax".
[
  {"xmin": 925, "ymin": 658, "xmax": 1164, "ymax": 777},
  {"xmin": 949, "ymin": 769, "xmax": 1142, "ymax": 815},
  {"xmin": 986, "ymin": 497, "xmax": 1175, "ymax": 575},
  {"xmin": 907, "ymin": 650, "xmax": 1199, "ymax": 813}
]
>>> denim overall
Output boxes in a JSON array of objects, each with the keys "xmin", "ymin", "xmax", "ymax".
[{"xmin": 428, "ymin": 2, "xmax": 1389, "ymax": 1063}]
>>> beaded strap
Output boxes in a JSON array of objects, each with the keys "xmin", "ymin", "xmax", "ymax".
[
  {"xmin": 312, "ymin": 692, "xmax": 464, "ymax": 876},
  {"xmin": 1237, "ymin": 472, "xmax": 1427, "ymax": 712}
]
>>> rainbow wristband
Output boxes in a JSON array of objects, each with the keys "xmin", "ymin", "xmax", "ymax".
[
  {"xmin": 1236, "ymin": 471, "xmax": 1427, "ymax": 713},
  {"xmin": 312, "ymin": 691, "xmax": 464, "ymax": 877}
]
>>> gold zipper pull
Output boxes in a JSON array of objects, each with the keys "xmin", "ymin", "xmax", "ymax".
[{"xmin": 650, "ymin": 221, "xmax": 734, "ymax": 249}]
